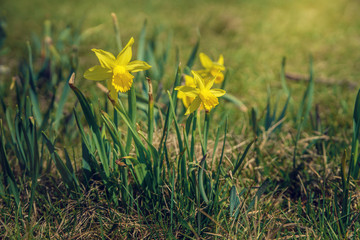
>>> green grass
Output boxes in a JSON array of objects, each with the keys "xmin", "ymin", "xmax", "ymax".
[{"xmin": 1, "ymin": 0, "xmax": 360, "ymax": 239}]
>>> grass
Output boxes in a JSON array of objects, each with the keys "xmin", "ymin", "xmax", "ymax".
[
  {"xmin": 1, "ymin": 0, "xmax": 360, "ymax": 239},
  {"xmin": 3, "ymin": 0, "xmax": 360, "ymax": 106}
]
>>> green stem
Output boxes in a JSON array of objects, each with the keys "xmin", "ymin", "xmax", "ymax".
[
  {"xmin": 147, "ymin": 77, "xmax": 154, "ymax": 144},
  {"xmin": 196, "ymin": 180, "xmax": 201, "ymax": 236},
  {"xmin": 203, "ymin": 111, "xmax": 210, "ymax": 155},
  {"xmin": 125, "ymin": 85, "xmax": 137, "ymax": 154},
  {"xmin": 196, "ymin": 110, "xmax": 205, "ymax": 155},
  {"xmin": 190, "ymin": 113, "xmax": 196, "ymax": 163}
]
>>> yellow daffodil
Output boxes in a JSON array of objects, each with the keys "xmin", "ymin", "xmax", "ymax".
[
  {"xmin": 84, "ymin": 37, "xmax": 151, "ymax": 99},
  {"xmin": 196, "ymin": 52, "xmax": 225, "ymax": 84},
  {"xmin": 175, "ymin": 71, "xmax": 226, "ymax": 115}
]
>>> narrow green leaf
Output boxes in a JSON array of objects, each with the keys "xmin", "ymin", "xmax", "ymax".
[
  {"xmin": 110, "ymin": 101, "xmax": 148, "ymax": 162},
  {"xmin": 293, "ymin": 57, "xmax": 315, "ymax": 169},
  {"xmin": 27, "ymin": 42, "xmax": 43, "ymax": 125},
  {"xmin": 196, "ymin": 111, "xmax": 205, "ymax": 155},
  {"xmin": 247, "ymin": 178, "xmax": 270, "ymax": 212},
  {"xmin": 295, "ymin": 56, "xmax": 314, "ymax": 125},
  {"xmin": 158, "ymin": 66, "xmax": 181, "ymax": 153},
  {"xmin": 198, "ymin": 155, "xmax": 209, "ymax": 204},
  {"xmin": 101, "ymin": 112, "xmax": 125, "ymax": 156},
  {"xmin": 28, "ymin": 117, "xmax": 40, "ymax": 219},
  {"xmin": 81, "ymin": 140, "xmax": 100, "ymax": 183},
  {"xmin": 69, "ymin": 75, "xmax": 98, "ymax": 130},
  {"xmin": 167, "ymin": 90, "xmax": 183, "ymax": 152},
  {"xmin": 229, "ymin": 186, "xmax": 240, "ymax": 218},
  {"xmin": 14, "ymin": 113, "xmax": 27, "ymax": 170},
  {"xmin": 170, "ymin": 165, "xmax": 175, "ymax": 231},
  {"xmin": 69, "ymin": 75, "xmax": 109, "ymax": 177},
  {"xmin": 232, "ymin": 140, "xmax": 254, "ymax": 176},
  {"xmin": 54, "ymin": 72, "xmax": 73, "ymax": 130},
  {"xmin": 265, "ymin": 94, "xmax": 272, "ymax": 131},
  {"xmin": 273, "ymin": 93, "xmax": 291, "ymax": 132},
  {"xmin": 223, "ymin": 93, "xmax": 247, "ymax": 112},
  {"xmin": 137, "ymin": 20, "xmax": 147, "ymax": 61},
  {"xmin": 134, "ymin": 163, "xmax": 147, "ymax": 186},
  {"xmin": 0, "ymin": 120, "xmax": 20, "ymax": 207},
  {"xmin": 281, "ymin": 57, "xmax": 290, "ymax": 95},
  {"xmin": 203, "ymin": 112, "xmax": 210, "ymax": 155},
  {"xmin": 111, "ymin": 13, "xmax": 122, "ymax": 51},
  {"xmin": 64, "ymin": 148, "xmax": 74, "ymax": 175},
  {"xmin": 211, "ymin": 122, "xmax": 221, "ymax": 170},
  {"xmin": 147, "ymin": 77, "xmax": 154, "ymax": 144},
  {"xmin": 350, "ymin": 89, "xmax": 360, "ymax": 178},
  {"xmin": 73, "ymin": 109, "xmax": 91, "ymax": 150},
  {"xmin": 126, "ymin": 85, "xmax": 137, "ymax": 154},
  {"xmin": 211, "ymin": 117, "xmax": 227, "ymax": 203},
  {"xmin": 146, "ymin": 44, "xmax": 160, "ymax": 80},
  {"xmin": 42, "ymin": 132, "xmax": 80, "ymax": 193}
]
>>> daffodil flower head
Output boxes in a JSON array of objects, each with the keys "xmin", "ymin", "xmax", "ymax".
[
  {"xmin": 175, "ymin": 71, "xmax": 226, "ymax": 115},
  {"xmin": 197, "ymin": 52, "xmax": 225, "ymax": 84},
  {"xmin": 84, "ymin": 37, "xmax": 151, "ymax": 99}
]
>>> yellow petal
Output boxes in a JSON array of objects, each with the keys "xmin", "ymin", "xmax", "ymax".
[
  {"xmin": 177, "ymin": 90, "xmax": 185, "ymax": 99},
  {"xmin": 217, "ymin": 54, "xmax": 224, "ymax": 65},
  {"xmin": 126, "ymin": 60, "xmax": 151, "ymax": 72},
  {"xmin": 211, "ymin": 63, "xmax": 225, "ymax": 72},
  {"xmin": 184, "ymin": 75, "xmax": 196, "ymax": 87},
  {"xmin": 185, "ymin": 96, "xmax": 201, "ymax": 115},
  {"xmin": 91, "ymin": 49, "xmax": 115, "ymax": 69},
  {"xmin": 175, "ymin": 86, "xmax": 199, "ymax": 98},
  {"xmin": 205, "ymin": 76, "xmax": 215, "ymax": 90},
  {"xmin": 210, "ymin": 89, "xmax": 226, "ymax": 97},
  {"xmin": 84, "ymin": 65, "xmax": 112, "ymax": 81},
  {"xmin": 178, "ymin": 89, "xmax": 195, "ymax": 108},
  {"xmin": 107, "ymin": 79, "xmax": 118, "ymax": 100},
  {"xmin": 199, "ymin": 52, "xmax": 213, "ymax": 69},
  {"xmin": 191, "ymin": 71, "xmax": 205, "ymax": 90},
  {"xmin": 112, "ymin": 67, "xmax": 134, "ymax": 93},
  {"xmin": 116, "ymin": 37, "xmax": 134, "ymax": 65},
  {"xmin": 182, "ymin": 96, "xmax": 195, "ymax": 108}
]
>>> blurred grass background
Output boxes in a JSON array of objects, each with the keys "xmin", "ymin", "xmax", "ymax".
[{"xmin": 2, "ymin": 0, "xmax": 360, "ymax": 115}]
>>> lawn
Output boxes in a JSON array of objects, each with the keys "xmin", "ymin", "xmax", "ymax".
[{"xmin": 1, "ymin": 0, "xmax": 360, "ymax": 239}]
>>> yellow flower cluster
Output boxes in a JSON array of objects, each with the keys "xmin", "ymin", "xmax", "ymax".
[
  {"xmin": 176, "ymin": 53, "xmax": 226, "ymax": 115},
  {"xmin": 175, "ymin": 71, "xmax": 225, "ymax": 115},
  {"xmin": 84, "ymin": 38, "xmax": 226, "ymax": 116}
]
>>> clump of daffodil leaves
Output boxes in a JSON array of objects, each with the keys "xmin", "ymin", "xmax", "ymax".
[
  {"xmin": 175, "ymin": 71, "xmax": 226, "ymax": 115},
  {"xmin": 84, "ymin": 37, "xmax": 151, "ymax": 99}
]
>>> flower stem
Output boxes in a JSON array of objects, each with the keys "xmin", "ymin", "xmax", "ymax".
[
  {"xmin": 147, "ymin": 77, "xmax": 154, "ymax": 144},
  {"xmin": 196, "ymin": 110, "xmax": 205, "ymax": 156},
  {"xmin": 203, "ymin": 111, "xmax": 211, "ymax": 155},
  {"xmin": 125, "ymin": 85, "xmax": 137, "ymax": 154}
]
